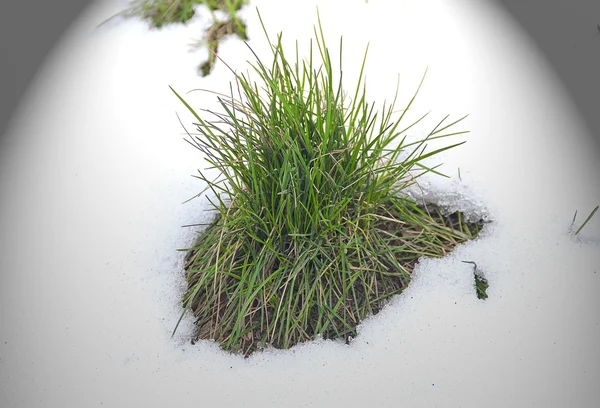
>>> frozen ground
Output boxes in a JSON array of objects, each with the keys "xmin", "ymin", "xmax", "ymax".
[{"xmin": 1, "ymin": 0, "xmax": 599, "ymax": 406}]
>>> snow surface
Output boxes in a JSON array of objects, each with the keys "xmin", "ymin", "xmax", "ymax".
[{"xmin": 1, "ymin": 0, "xmax": 599, "ymax": 406}]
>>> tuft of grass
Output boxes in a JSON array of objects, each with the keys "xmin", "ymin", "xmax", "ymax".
[
  {"xmin": 99, "ymin": 0, "xmax": 248, "ymax": 76},
  {"xmin": 171, "ymin": 10, "xmax": 484, "ymax": 356},
  {"xmin": 100, "ymin": 0, "xmax": 204, "ymax": 28},
  {"xmin": 570, "ymin": 205, "xmax": 599, "ymax": 235},
  {"xmin": 191, "ymin": 0, "xmax": 248, "ymax": 76}
]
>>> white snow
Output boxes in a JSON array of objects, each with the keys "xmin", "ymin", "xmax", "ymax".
[{"xmin": 1, "ymin": 0, "xmax": 599, "ymax": 406}]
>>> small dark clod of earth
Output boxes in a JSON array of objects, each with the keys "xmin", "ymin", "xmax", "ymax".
[
  {"xmin": 475, "ymin": 275, "xmax": 489, "ymax": 300},
  {"xmin": 462, "ymin": 260, "xmax": 489, "ymax": 300}
]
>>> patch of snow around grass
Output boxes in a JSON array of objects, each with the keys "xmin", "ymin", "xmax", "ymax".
[{"xmin": 1, "ymin": 0, "xmax": 599, "ymax": 406}]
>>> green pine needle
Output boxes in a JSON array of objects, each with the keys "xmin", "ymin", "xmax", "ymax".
[{"xmin": 574, "ymin": 205, "xmax": 599, "ymax": 235}]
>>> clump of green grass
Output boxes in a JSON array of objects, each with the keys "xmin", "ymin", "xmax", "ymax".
[
  {"xmin": 100, "ymin": 0, "xmax": 248, "ymax": 75},
  {"xmin": 171, "ymin": 11, "xmax": 484, "ymax": 356}
]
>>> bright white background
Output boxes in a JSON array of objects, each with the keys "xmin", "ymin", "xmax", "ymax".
[{"xmin": 1, "ymin": 0, "xmax": 599, "ymax": 406}]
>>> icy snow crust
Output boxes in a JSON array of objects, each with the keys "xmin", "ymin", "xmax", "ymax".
[{"xmin": 1, "ymin": 0, "xmax": 599, "ymax": 406}]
